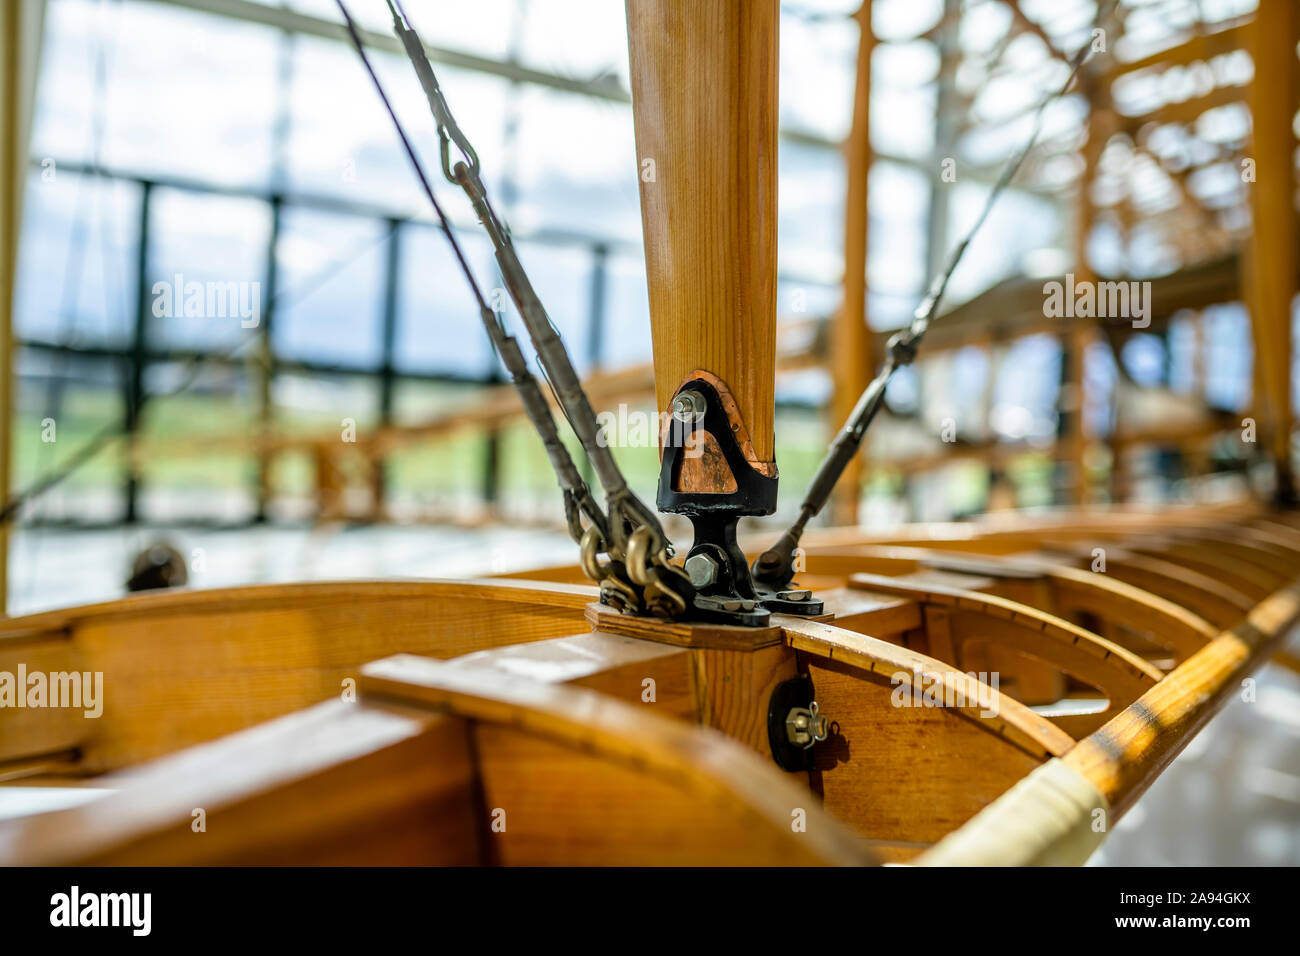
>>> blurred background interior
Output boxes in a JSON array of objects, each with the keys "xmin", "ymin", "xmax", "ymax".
[{"xmin": 2, "ymin": 0, "xmax": 1298, "ymax": 863}]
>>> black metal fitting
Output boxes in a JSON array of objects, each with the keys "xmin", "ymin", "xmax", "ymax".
[
  {"xmin": 657, "ymin": 377, "xmax": 822, "ymax": 625},
  {"xmin": 767, "ymin": 675, "xmax": 816, "ymax": 772}
]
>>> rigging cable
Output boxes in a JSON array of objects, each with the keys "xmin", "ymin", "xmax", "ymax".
[
  {"xmin": 337, "ymin": 0, "xmax": 694, "ymax": 615},
  {"xmin": 753, "ymin": 0, "xmax": 1121, "ymax": 589}
]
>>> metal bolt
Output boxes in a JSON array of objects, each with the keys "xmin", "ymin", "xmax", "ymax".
[
  {"xmin": 672, "ymin": 389, "xmax": 706, "ymax": 422},
  {"xmin": 684, "ymin": 552, "xmax": 719, "ymax": 588},
  {"xmin": 785, "ymin": 701, "xmax": 829, "ymax": 749},
  {"xmin": 777, "ymin": 589, "xmax": 811, "ymax": 602}
]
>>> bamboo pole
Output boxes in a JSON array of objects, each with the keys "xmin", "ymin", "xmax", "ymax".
[{"xmin": 625, "ymin": 0, "xmax": 779, "ymax": 464}]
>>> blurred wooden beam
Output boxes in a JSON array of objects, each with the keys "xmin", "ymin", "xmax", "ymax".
[
  {"xmin": 1, "ymin": 0, "xmax": 46, "ymax": 614},
  {"xmin": 1067, "ymin": 78, "xmax": 1105, "ymax": 505},
  {"xmin": 1103, "ymin": 22, "xmax": 1248, "ymax": 86},
  {"xmin": 829, "ymin": 2, "xmax": 875, "ymax": 526},
  {"xmin": 1243, "ymin": 0, "xmax": 1299, "ymax": 500}
]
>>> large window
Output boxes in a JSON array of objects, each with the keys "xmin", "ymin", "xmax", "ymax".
[{"xmin": 13, "ymin": 0, "xmax": 1078, "ymax": 528}]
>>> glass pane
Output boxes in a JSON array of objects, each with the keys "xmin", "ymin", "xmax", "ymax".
[
  {"xmin": 868, "ymin": 160, "xmax": 930, "ymax": 315},
  {"xmin": 780, "ymin": 11, "xmax": 857, "ymax": 142},
  {"xmin": 137, "ymin": 362, "xmax": 258, "ymax": 522},
  {"xmin": 286, "ymin": 35, "xmax": 510, "ymax": 212},
  {"xmin": 947, "ymin": 184, "xmax": 1063, "ymax": 302},
  {"xmin": 14, "ymin": 168, "xmax": 140, "ymax": 347},
  {"xmin": 90, "ymin": 0, "xmax": 279, "ymax": 188},
  {"xmin": 1204, "ymin": 303, "xmax": 1251, "ymax": 412},
  {"xmin": 602, "ymin": 252, "xmax": 653, "ymax": 371},
  {"xmin": 273, "ymin": 370, "xmax": 381, "ymax": 435},
  {"xmin": 991, "ymin": 333, "xmax": 1062, "ymax": 441},
  {"xmin": 147, "ymin": 188, "xmax": 272, "ymax": 352},
  {"xmin": 779, "ymin": 141, "xmax": 845, "ymax": 282},
  {"xmin": 512, "ymin": 86, "xmax": 641, "ymax": 243},
  {"xmin": 10, "ymin": 349, "xmax": 126, "ymax": 522},
  {"xmin": 519, "ymin": 0, "xmax": 630, "ymax": 87},
  {"xmin": 395, "ymin": 223, "xmax": 496, "ymax": 377},
  {"xmin": 29, "ymin": 0, "xmax": 106, "ymax": 167},
  {"xmin": 777, "ymin": 278, "xmax": 839, "ymax": 322},
  {"xmin": 274, "ymin": 207, "xmax": 387, "ymax": 368}
]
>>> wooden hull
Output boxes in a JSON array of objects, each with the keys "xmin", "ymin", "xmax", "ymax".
[{"xmin": 1, "ymin": 499, "xmax": 1297, "ymax": 865}]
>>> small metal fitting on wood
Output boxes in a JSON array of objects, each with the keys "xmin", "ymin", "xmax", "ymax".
[{"xmin": 785, "ymin": 701, "xmax": 829, "ymax": 750}]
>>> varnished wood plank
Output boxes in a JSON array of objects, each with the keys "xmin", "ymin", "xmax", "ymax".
[
  {"xmin": 1, "ymin": 580, "xmax": 597, "ymax": 772},
  {"xmin": 443, "ymin": 630, "xmax": 697, "ymax": 723},
  {"xmin": 689, "ymin": 643, "xmax": 798, "ymax": 755},
  {"xmin": 585, "ymin": 600, "xmax": 788, "ymax": 649},
  {"xmin": 0, "ymin": 700, "xmax": 480, "ymax": 865},
  {"xmin": 358, "ymin": 653, "xmax": 871, "ymax": 865},
  {"xmin": 0, "ymin": 634, "xmax": 86, "ymax": 768}
]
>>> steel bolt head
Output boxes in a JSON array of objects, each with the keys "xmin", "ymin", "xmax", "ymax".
[
  {"xmin": 672, "ymin": 389, "xmax": 706, "ymax": 422},
  {"xmin": 684, "ymin": 552, "xmax": 719, "ymax": 588},
  {"xmin": 777, "ymin": 588, "xmax": 812, "ymax": 602}
]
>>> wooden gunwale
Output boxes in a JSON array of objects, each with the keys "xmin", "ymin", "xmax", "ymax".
[{"xmin": 1061, "ymin": 577, "xmax": 1300, "ymax": 816}]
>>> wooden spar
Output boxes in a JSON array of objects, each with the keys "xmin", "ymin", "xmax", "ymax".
[
  {"xmin": 829, "ymin": 2, "xmax": 875, "ymax": 525},
  {"xmin": 625, "ymin": 0, "xmax": 779, "ymax": 469}
]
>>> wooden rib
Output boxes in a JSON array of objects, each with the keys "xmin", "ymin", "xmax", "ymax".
[
  {"xmin": 0, "ymin": 579, "xmax": 597, "ymax": 772},
  {"xmin": 771, "ymin": 542, "xmax": 1216, "ymax": 664},
  {"xmin": 1053, "ymin": 546, "xmax": 1255, "ymax": 628},
  {"xmin": 781, "ymin": 618, "xmax": 1072, "ymax": 852},
  {"xmin": 1234, "ymin": 523, "xmax": 1300, "ymax": 560},
  {"xmin": 1119, "ymin": 539, "xmax": 1275, "ymax": 600},
  {"xmin": 1035, "ymin": 565, "xmax": 1216, "ymax": 662},
  {"xmin": 1102, "ymin": 22, "xmax": 1246, "ymax": 85},
  {"xmin": 0, "ymin": 700, "xmax": 482, "ymax": 865},
  {"xmin": 780, "ymin": 618, "xmax": 1073, "ymax": 759},
  {"xmin": 848, "ymin": 573, "xmax": 1163, "ymax": 737},
  {"xmin": 1170, "ymin": 532, "xmax": 1300, "ymax": 581},
  {"xmin": 358, "ymin": 653, "xmax": 871, "ymax": 866}
]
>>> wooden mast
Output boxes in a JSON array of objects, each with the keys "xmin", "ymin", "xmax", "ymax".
[{"xmin": 625, "ymin": 0, "xmax": 779, "ymax": 468}]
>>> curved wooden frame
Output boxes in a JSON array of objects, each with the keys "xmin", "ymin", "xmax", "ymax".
[{"xmin": 2, "ymin": 502, "xmax": 1297, "ymax": 866}]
